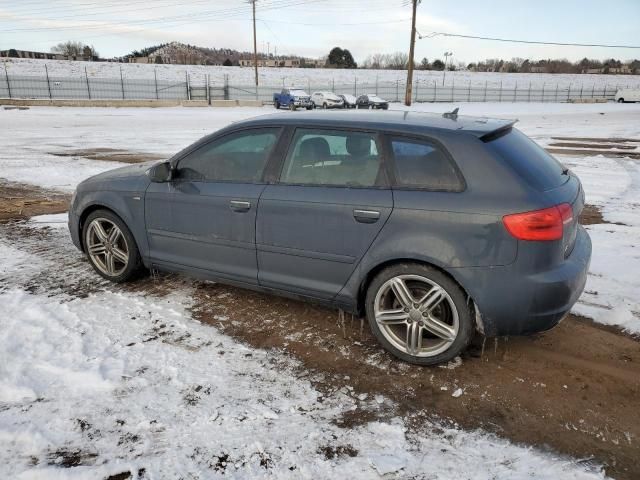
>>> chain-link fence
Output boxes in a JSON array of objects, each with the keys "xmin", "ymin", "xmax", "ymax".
[{"xmin": 0, "ymin": 69, "xmax": 633, "ymax": 103}]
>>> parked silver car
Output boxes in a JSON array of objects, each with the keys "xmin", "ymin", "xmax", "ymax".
[{"xmin": 311, "ymin": 91, "xmax": 344, "ymax": 109}]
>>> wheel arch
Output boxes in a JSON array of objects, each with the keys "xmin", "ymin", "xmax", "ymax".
[
  {"xmin": 77, "ymin": 203, "xmax": 123, "ymax": 251},
  {"xmin": 356, "ymin": 258, "xmax": 481, "ymax": 331}
]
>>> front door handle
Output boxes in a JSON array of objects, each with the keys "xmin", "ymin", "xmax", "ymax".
[
  {"xmin": 353, "ymin": 209, "xmax": 380, "ymax": 223},
  {"xmin": 229, "ymin": 200, "xmax": 251, "ymax": 212}
]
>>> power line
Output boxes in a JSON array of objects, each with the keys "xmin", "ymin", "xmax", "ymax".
[{"xmin": 419, "ymin": 31, "xmax": 640, "ymax": 49}]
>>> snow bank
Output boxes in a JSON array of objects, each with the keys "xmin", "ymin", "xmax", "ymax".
[{"xmin": 4, "ymin": 57, "xmax": 640, "ymax": 90}]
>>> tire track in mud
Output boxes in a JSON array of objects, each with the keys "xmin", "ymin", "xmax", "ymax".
[{"xmin": 1, "ymin": 209, "xmax": 638, "ymax": 480}]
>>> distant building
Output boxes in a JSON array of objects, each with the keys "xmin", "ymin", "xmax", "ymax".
[
  {"xmin": 0, "ymin": 48, "xmax": 83, "ymax": 60},
  {"xmin": 582, "ymin": 68, "xmax": 604, "ymax": 74},
  {"xmin": 238, "ymin": 56, "xmax": 322, "ymax": 68},
  {"xmin": 609, "ymin": 66, "xmax": 632, "ymax": 74}
]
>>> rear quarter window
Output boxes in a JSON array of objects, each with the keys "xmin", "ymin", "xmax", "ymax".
[
  {"xmin": 485, "ymin": 128, "xmax": 566, "ymax": 191},
  {"xmin": 390, "ymin": 136, "xmax": 463, "ymax": 191}
]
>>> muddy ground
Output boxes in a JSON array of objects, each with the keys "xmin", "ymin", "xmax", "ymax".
[
  {"xmin": 2, "ymin": 142, "xmax": 639, "ymax": 479},
  {"xmin": 0, "ymin": 180, "xmax": 70, "ymax": 223}
]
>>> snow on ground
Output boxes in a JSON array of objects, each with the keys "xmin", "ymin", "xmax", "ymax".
[
  {"xmin": 0, "ymin": 216, "xmax": 606, "ymax": 479},
  {"xmin": 4, "ymin": 57, "xmax": 640, "ymax": 89}
]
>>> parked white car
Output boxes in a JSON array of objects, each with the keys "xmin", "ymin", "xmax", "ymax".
[
  {"xmin": 615, "ymin": 88, "xmax": 640, "ymax": 103},
  {"xmin": 311, "ymin": 91, "xmax": 344, "ymax": 109},
  {"xmin": 338, "ymin": 93, "xmax": 357, "ymax": 108}
]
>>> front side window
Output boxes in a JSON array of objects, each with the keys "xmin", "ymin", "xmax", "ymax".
[
  {"xmin": 280, "ymin": 129, "xmax": 382, "ymax": 187},
  {"xmin": 390, "ymin": 136, "xmax": 462, "ymax": 191},
  {"xmin": 177, "ymin": 128, "xmax": 278, "ymax": 182}
]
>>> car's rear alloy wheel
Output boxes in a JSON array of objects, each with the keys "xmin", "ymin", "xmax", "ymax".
[
  {"xmin": 83, "ymin": 210, "xmax": 143, "ymax": 282},
  {"xmin": 366, "ymin": 264, "xmax": 473, "ymax": 365}
]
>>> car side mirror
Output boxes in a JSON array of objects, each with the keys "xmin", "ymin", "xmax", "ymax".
[{"xmin": 149, "ymin": 161, "xmax": 173, "ymax": 183}]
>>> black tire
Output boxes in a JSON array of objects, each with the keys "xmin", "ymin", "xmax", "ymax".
[
  {"xmin": 617, "ymin": 98, "xmax": 625, "ymax": 103},
  {"xmin": 322, "ymin": 102, "xmax": 328, "ymax": 109},
  {"xmin": 289, "ymin": 102, "xmax": 296, "ymax": 111},
  {"xmin": 82, "ymin": 209, "xmax": 144, "ymax": 283},
  {"xmin": 365, "ymin": 262, "xmax": 474, "ymax": 366},
  {"xmin": 306, "ymin": 105, "xmax": 313, "ymax": 110},
  {"xmin": 275, "ymin": 101, "xmax": 280, "ymax": 109}
]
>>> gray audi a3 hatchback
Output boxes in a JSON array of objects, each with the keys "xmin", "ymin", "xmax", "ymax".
[{"xmin": 69, "ymin": 110, "xmax": 591, "ymax": 365}]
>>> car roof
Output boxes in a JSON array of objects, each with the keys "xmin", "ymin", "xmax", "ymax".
[{"xmin": 230, "ymin": 110, "xmax": 517, "ymax": 139}]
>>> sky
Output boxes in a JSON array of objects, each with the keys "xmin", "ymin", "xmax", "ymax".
[{"xmin": 1, "ymin": 0, "xmax": 639, "ymax": 64}]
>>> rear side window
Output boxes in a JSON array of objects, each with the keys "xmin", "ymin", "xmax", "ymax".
[
  {"xmin": 280, "ymin": 128, "xmax": 382, "ymax": 187},
  {"xmin": 390, "ymin": 137, "xmax": 462, "ymax": 191},
  {"xmin": 485, "ymin": 128, "xmax": 566, "ymax": 191}
]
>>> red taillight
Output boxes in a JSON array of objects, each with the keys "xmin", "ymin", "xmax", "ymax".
[{"xmin": 503, "ymin": 203, "xmax": 572, "ymax": 241}]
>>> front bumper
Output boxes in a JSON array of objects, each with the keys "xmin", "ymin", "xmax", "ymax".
[
  {"xmin": 453, "ymin": 226, "xmax": 592, "ymax": 336},
  {"xmin": 68, "ymin": 210, "xmax": 83, "ymax": 251}
]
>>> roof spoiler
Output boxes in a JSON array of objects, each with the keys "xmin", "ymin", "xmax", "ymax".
[
  {"xmin": 442, "ymin": 107, "xmax": 459, "ymax": 120},
  {"xmin": 479, "ymin": 119, "xmax": 518, "ymax": 142}
]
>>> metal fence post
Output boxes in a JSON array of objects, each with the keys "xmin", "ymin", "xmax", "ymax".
[
  {"xmin": 332, "ymin": 78, "xmax": 335, "ymax": 92},
  {"xmin": 119, "ymin": 66, "xmax": 125, "ymax": 100},
  {"xmin": 567, "ymin": 84, "xmax": 571, "ymax": 102},
  {"xmin": 514, "ymin": 82, "xmax": 518, "ymax": 102},
  {"xmin": 186, "ymin": 72, "xmax": 191, "ymax": 100},
  {"xmin": 396, "ymin": 79, "xmax": 399, "ymax": 102},
  {"xmin": 468, "ymin": 80, "xmax": 471, "ymax": 102},
  {"xmin": 434, "ymin": 80, "xmax": 437, "ymax": 102},
  {"xmin": 375, "ymin": 75, "xmax": 378, "ymax": 95},
  {"xmin": 603, "ymin": 84, "xmax": 608, "ymax": 99},
  {"xmin": 483, "ymin": 81, "xmax": 487, "ymax": 102},
  {"xmin": 591, "ymin": 84, "xmax": 595, "ymax": 98},
  {"xmin": 414, "ymin": 81, "xmax": 418, "ymax": 102},
  {"xmin": 354, "ymin": 77, "xmax": 357, "ymax": 96},
  {"xmin": 84, "ymin": 66, "xmax": 91, "ymax": 100},
  {"xmin": 44, "ymin": 64, "xmax": 52, "ymax": 99},
  {"xmin": 224, "ymin": 74, "xmax": 229, "ymax": 100},
  {"xmin": 4, "ymin": 63, "xmax": 11, "ymax": 99},
  {"xmin": 154, "ymin": 69, "xmax": 159, "ymax": 100},
  {"xmin": 555, "ymin": 83, "xmax": 559, "ymax": 102},
  {"xmin": 499, "ymin": 80, "xmax": 502, "ymax": 102},
  {"xmin": 542, "ymin": 83, "xmax": 545, "ymax": 103},
  {"xmin": 579, "ymin": 83, "xmax": 583, "ymax": 100},
  {"xmin": 528, "ymin": 82, "xmax": 531, "ymax": 102}
]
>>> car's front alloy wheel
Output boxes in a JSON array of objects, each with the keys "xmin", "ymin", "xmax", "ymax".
[
  {"xmin": 86, "ymin": 218, "xmax": 129, "ymax": 276},
  {"xmin": 83, "ymin": 210, "xmax": 143, "ymax": 282},
  {"xmin": 366, "ymin": 264, "xmax": 473, "ymax": 365}
]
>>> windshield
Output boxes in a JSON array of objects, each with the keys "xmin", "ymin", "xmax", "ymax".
[
  {"xmin": 341, "ymin": 94, "xmax": 356, "ymax": 102},
  {"xmin": 369, "ymin": 95, "xmax": 385, "ymax": 102},
  {"xmin": 290, "ymin": 90, "xmax": 308, "ymax": 96}
]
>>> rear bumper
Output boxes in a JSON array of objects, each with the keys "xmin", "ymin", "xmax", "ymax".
[{"xmin": 453, "ymin": 226, "xmax": 592, "ymax": 336}]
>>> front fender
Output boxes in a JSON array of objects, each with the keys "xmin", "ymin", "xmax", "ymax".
[{"xmin": 74, "ymin": 190, "xmax": 149, "ymax": 265}]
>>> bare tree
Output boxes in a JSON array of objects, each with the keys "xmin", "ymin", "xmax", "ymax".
[
  {"xmin": 387, "ymin": 51, "xmax": 409, "ymax": 70},
  {"xmin": 51, "ymin": 41, "xmax": 86, "ymax": 57}
]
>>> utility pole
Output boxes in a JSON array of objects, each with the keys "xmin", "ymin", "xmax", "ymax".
[
  {"xmin": 404, "ymin": 0, "xmax": 419, "ymax": 106},
  {"xmin": 442, "ymin": 51, "xmax": 452, "ymax": 86},
  {"xmin": 251, "ymin": 0, "xmax": 258, "ymax": 86}
]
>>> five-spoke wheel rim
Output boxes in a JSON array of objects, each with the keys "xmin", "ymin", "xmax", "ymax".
[
  {"xmin": 374, "ymin": 274, "xmax": 459, "ymax": 357},
  {"xmin": 85, "ymin": 218, "xmax": 129, "ymax": 277}
]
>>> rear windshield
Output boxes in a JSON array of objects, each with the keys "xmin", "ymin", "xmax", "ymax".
[{"xmin": 485, "ymin": 128, "xmax": 566, "ymax": 191}]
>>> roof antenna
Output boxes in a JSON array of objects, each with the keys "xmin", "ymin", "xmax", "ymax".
[{"xmin": 443, "ymin": 107, "xmax": 459, "ymax": 120}]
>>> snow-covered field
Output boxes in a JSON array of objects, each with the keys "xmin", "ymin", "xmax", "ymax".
[
  {"xmin": 1, "ymin": 102, "xmax": 639, "ymax": 478},
  {"xmin": 4, "ymin": 57, "xmax": 640, "ymax": 89}
]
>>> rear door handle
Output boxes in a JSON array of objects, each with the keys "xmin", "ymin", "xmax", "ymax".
[
  {"xmin": 353, "ymin": 209, "xmax": 380, "ymax": 223},
  {"xmin": 229, "ymin": 200, "xmax": 251, "ymax": 212}
]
